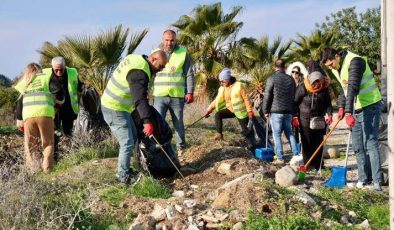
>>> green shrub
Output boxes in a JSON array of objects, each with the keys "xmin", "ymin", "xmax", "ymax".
[
  {"xmin": 100, "ymin": 186, "xmax": 128, "ymax": 206},
  {"xmin": 368, "ymin": 205, "xmax": 389, "ymax": 230},
  {"xmin": 131, "ymin": 175, "xmax": 171, "ymax": 199}
]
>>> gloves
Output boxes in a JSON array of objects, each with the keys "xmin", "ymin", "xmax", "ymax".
[
  {"xmin": 204, "ymin": 109, "xmax": 213, "ymax": 118},
  {"xmin": 248, "ymin": 111, "xmax": 254, "ymax": 119},
  {"xmin": 292, "ymin": 117, "xmax": 300, "ymax": 127},
  {"xmin": 326, "ymin": 115, "xmax": 333, "ymax": 125},
  {"xmin": 185, "ymin": 93, "xmax": 194, "ymax": 104},
  {"xmin": 345, "ymin": 114, "xmax": 355, "ymax": 128},
  {"xmin": 143, "ymin": 123, "xmax": 154, "ymax": 137},
  {"xmin": 16, "ymin": 120, "xmax": 24, "ymax": 133},
  {"xmin": 337, "ymin": 107, "xmax": 344, "ymax": 120}
]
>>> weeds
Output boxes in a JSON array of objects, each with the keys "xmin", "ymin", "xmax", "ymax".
[{"xmin": 131, "ymin": 175, "xmax": 171, "ymax": 199}]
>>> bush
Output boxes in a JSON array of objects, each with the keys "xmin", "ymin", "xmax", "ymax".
[
  {"xmin": 0, "ymin": 86, "xmax": 18, "ymax": 125},
  {"xmin": 131, "ymin": 175, "xmax": 171, "ymax": 199},
  {"xmin": 368, "ymin": 205, "xmax": 389, "ymax": 230}
]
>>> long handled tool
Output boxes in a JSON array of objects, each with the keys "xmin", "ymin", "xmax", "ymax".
[
  {"xmin": 184, "ymin": 116, "xmax": 205, "ymax": 131},
  {"xmin": 149, "ymin": 135, "xmax": 185, "ymax": 179},
  {"xmin": 298, "ymin": 118, "xmax": 341, "ymax": 181},
  {"xmin": 323, "ymin": 129, "xmax": 352, "ymax": 188}
]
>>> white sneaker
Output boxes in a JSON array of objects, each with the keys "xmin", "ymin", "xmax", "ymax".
[
  {"xmin": 356, "ymin": 181, "xmax": 366, "ymax": 189},
  {"xmin": 289, "ymin": 155, "xmax": 304, "ymax": 167}
]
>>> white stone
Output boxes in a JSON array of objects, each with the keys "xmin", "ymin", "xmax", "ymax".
[
  {"xmin": 233, "ymin": 222, "xmax": 243, "ymax": 230},
  {"xmin": 217, "ymin": 162, "xmax": 235, "ymax": 175},
  {"xmin": 275, "ymin": 166, "xmax": 297, "ymax": 187},
  {"xmin": 359, "ymin": 219, "xmax": 370, "ymax": 229},
  {"xmin": 183, "ymin": 199, "xmax": 197, "ymax": 208},
  {"xmin": 340, "ymin": 216, "xmax": 349, "ymax": 224},
  {"xmin": 327, "ymin": 147, "xmax": 340, "ymax": 158},
  {"xmin": 201, "ymin": 214, "xmax": 219, "ymax": 223},
  {"xmin": 348, "ymin": 211, "xmax": 357, "ymax": 217},
  {"xmin": 172, "ymin": 190, "xmax": 185, "ymax": 198},
  {"xmin": 165, "ymin": 206, "xmax": 176, "ymax": 220},
  {"xmin": 188, "ymin": 225, "xmax": 199, "ymax": 230},
  {"xmin": 175, "ymin": 204, "xmax": 183, "ymax": 213},
  {"xmin": 296, "ymin": 189, "xmax": 316, "ymax": 205},
  {"xmin": 150, "ymin": 204, "xmax": 166, "ymax": 221}
]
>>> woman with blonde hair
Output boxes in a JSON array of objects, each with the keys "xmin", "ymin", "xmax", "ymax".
[{"xmin": 15, "ymin": 63, "xmax": 64, "ymax": 173}]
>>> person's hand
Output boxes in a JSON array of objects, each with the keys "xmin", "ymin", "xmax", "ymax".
[
  {"xmin": 16, "ymin": 120, "xmax": 24, "ymax": 132},
  {"xmin": 326, "ymin": 115, "xmax": 333, "ymax": 125},
  {"xmin": 185, "ymin": 93, "xmax": 194, "ymax": 104},
  {"xmin": 337, "ymin": 107, "xmax": 345, "ymax": 120},
  {"xmin": 292, "ymin": 117, "xmax": 300, "ymax": 127},
  {"xmin": 204, "ymin": 109, "xmax": 213, "ymax": 118},
  {"xmin": 143, "ymin": 123, "xmax": 154, "ymax": 137},
  {"xmin": 248, "ymin": 111, "xmax": 254, "ymax": 119},
  {"xmin": 345, "ymin": 114, "xmax": 355, "ymax": 128}
]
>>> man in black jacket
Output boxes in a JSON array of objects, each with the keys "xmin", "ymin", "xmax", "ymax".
[
  {"xmin": 262, "ymin": 59, "xmax": 299, "ymax": 165},
  {"xmin": 321, "ymin": 48, "xmax": 383, "ymax": 191}
]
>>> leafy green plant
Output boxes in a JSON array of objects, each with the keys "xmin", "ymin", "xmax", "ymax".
[
  {"xmin": 100, "ymin": 186, "xmax": 128, "ymax": 206},
  {"xmin": 368, "ymin": 205, "xmax": 389, "ymax": 230},
  {"xmin": 131, "ymin": 175, "xmax": 171, "ymax": 199}
]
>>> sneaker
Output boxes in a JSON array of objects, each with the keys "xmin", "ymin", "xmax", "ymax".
[
  {"xmin": 373, "ymin": 183, "xmax": 382, "ymax": 192},
  {"xmin": 356, "ymin": 181, "xmax": 366, "ymax": 189},
  {"xmin": 289, "ymin": 155, "xmax": 303, "ymax": 166},
  {"xmin": 272, "ymin": 159, "xmax": 285, "ymax": 165}
]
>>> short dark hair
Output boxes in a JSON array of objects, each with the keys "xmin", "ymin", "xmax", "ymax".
[
  {"xmin": 320, "ymin": 47, "xmax": 338, "ymax": 64},
  {"xmin": 274, "ymin": 59, "xmax": 285, "ymax": 68}
]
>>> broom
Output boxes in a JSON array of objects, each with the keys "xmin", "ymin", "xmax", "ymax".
[{"xmin": 298, "ymin": 118, "xmax": 341, "ymax": 181}]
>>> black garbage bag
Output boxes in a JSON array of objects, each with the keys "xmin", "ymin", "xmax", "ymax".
[
  {"xmin": 243, "ymin": 117, "xmax": 273, "ymax": 150},
  {"xmin": 132, "ymin": 106, "xmax": 180, "ymax": 178},
  {"xmin": 74, "ymin": 86, "xmax": 108, "ymax": 140}
]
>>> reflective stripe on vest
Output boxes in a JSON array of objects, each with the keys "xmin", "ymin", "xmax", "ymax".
[
  {"xmin": 43, "ymin": 67, "xmax": 79, "ymax": 114},
  {"xmin": 153, "ymin": 47, "xmax": 187, "ymax": 98},
  {"xmin": 215, "ymin": 81, "xmax": 248, "ymax": 119},
  {"xmin": 15, "ymin": 73, "xmax": 55, "ymax": 119},
  {"xmin": 101, "ymin": 54, "xmax": 151, "ymax": 112},
  {"xmin": 331, "ymin": 51, "xmax": 381, "ymax": 110}
]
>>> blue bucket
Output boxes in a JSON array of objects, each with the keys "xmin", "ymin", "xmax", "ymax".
[
  {"xmin": 255, "ymin": 147, "xmax": 274, "ymax": 162},
  {"xmin": 323, "ymin": 166, "xmax": 347, "ymax": 189}
]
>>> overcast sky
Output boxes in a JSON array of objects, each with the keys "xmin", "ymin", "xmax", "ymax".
[{"xmin": 0, "ymin": 0, "xmax": 379, "ymax": 78}]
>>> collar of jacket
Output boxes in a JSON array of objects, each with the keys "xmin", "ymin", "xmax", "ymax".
[{"xmin": 338, "ymin": 50, "xmax": 348, "ymax": 72}]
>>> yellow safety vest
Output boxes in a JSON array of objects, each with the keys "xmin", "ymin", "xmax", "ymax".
[
  {"xmin": 152, "ymin": 47, "xmax": 187, "ymax": 98},
  {"xmin": 101, "ymin": 54, "xmax": 151, "ymax": 112},
  {"xmin": 15, "ymin": 73, "xmax": 55, "ymax": 120},
  {"xmin": 215, "ymin": 81, "xmax": 248, "ymax": 119},
  {"xmin": 43, "ymin": 67, "xmax": 79, "ymax": 114},
  {"xmin": 331, "ymin": 51, "xmax": 381, "ymax": 110}
]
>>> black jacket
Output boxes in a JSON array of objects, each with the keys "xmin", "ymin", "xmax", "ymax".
[
  {"xmin": 337, "ymin": 50, "xmax": 366, "ymax": 113},
  {"xmin": 126, "ymin": 55, "xmax": 155, "ymax": 124},
  {"xmin": 294, "ymin": 83, "xmax": 333, "ymax": 124},
  {"xmin": 262, "ymin": 70, "xmax": 296, "ymax": 114}
]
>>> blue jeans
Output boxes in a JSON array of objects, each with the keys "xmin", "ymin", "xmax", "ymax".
[
  {"xmin": 153, "ymin": 96, "xmax": 185, "ymax": 148},
  {"xmin": 270, "ymin": 113, "xmax": 298, "ymax": 160},
  {"xmin": 102, "ymin": 106, "xmax": 137, "ymax": 181},
  {"xmin": 352, "ymin": 102, "xmax": 382, "ymax": 184}
]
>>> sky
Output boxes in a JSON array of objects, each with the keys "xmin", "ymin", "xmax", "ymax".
[{"xmin": 0, "ymin": 0, "xmax": 380, "ymax": 79}]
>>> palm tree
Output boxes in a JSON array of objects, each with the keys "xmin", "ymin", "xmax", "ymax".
[
  {"xmin": 38, "ymin": 25, "xmax": 148, "ymax": 95},
  {"xmin": 172, "ymin": 2, "xmax": 243, "ymax": 100},
  {"xmin": 231, "ymin": 36, "xmax": 292, "ymax": 99}
]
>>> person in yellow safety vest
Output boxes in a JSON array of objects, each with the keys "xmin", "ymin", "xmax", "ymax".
[
  {"xmin": 203, "ymin": 68, "xmax": 254, "ymax": 141},
  {"xmin": 42, "ymin": 56, "xmax": 84, "ymax": 163},
  {"xmin": 321, "ymin": 48, "xmax": 383, "ymax": 192},
  {"xmin": 101, "ymin": 50, "xmax": 168, "ymax": 185},
  {"xmin": 152, "ymin": 29, "xmax": 195, "ymax": 156},
  {"xmin": 14, "ymin": 63, "xmax": 64, "ymax": 173}
]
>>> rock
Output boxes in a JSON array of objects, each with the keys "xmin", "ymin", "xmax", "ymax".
[
  {"xmin": 359, "ymin": 219, "xmax": 370, "ymax": 229},
  {"xmin": 150, "ymin": 204, "xmax": 166, "ymax": 221},
  {"xmin": 165, "ymin": 206, "xmax": 176, "ymax": 220},
  {"xmin": 183, "ymin": 199, "xmax": 197, "ymax": 208},
  {"xmin": 217, "ymin": 162, "xmax": 235, "ymax": 175},
  {"xmin": 130, "ymin": 214, "xmax": 156, "ymax": 230},
  {"xmin": 275, "ymin": 166, "xmax": 297, "ymax": 187},
  {"xmin": 340, "ymin": 216, "xmax": 349, "ymax": 224},
  {"xmin": 206, "ymin": 190, "xmax": 218, "ymax": 201},
  {"xmin": 216, "ymin": 213, "xmax": 229, "ymax": 221},
  {"xmin": 129, "ymin": 224, "xmax": 144, "ymax": 230},
  {"xmin": 188, "ymin": 225, "xmax": 199, "ymax": 230},
  {"xmin": 327, "ymin": 147, "xmax": 340, "ymax": 159},
  {"xmin": 295, "ymin": 189, "xmax": 316, "ymax": 205},
  {"xmin": 233, "ymin": 222, "xmax": 243, "ymax": 230},
  {"xmin": 311, "ymin": 211, "xmax": 322, "ymax": 220},
  {"xmin": 175, "ymin": 204, "xmax": 183, "ymax": 213},
  {"xmin": 212, "ymin": 190, "xmax": 231, "ymax": 209},
  {"xmin": 201, "ymin": 214, "xmax": 219, "ymax": 223},
  {"xmin": 348, "ymin": 211, "xmax": 357, "ymax": 218},
  {"xmin": 219, "ymin": 172, "xmax": 258, "ymax": 190},
  {"xmin": 206, "ymin": 223, "xmax": 221, "ymax": 229},
  {"xmin": 172, "ymin": 190, "xmax": 185, "ymax": 198}
]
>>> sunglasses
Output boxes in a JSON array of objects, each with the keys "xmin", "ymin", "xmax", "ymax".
[
  {"xmin": 292, "ymin": 71, "xmax": 300, "ymax": 74},
  {"xmin": 54, "ymin": 69, "xmax": 64, "ymax": 73}
]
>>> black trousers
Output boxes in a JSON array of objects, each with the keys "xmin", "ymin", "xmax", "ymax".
[
  {"xmin": 214, "ymin": 109, "xmax": 249, "ymax": 134},
  {"xmin": 54, "ymin": 113, "xmax": 75, "ymax": 162},
  {"xmin": 299, "ymin": 124, "xmax": 326, "ymax": 170}
]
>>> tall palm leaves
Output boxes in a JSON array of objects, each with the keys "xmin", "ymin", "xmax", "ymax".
[
  {"xmin": 172, "ymin": 2, "xmax": 243, "ymax": 99},
  {"xmin": 38, "ymin": 25, "xmax": 148, "ymax": 95},
  {"xmin": 291, "ymin": 29, "xmax": 337, "ymax": 62},
  {"xmin": 232, "ymin": 36, "xmax": 292, "ymax": 98}
]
